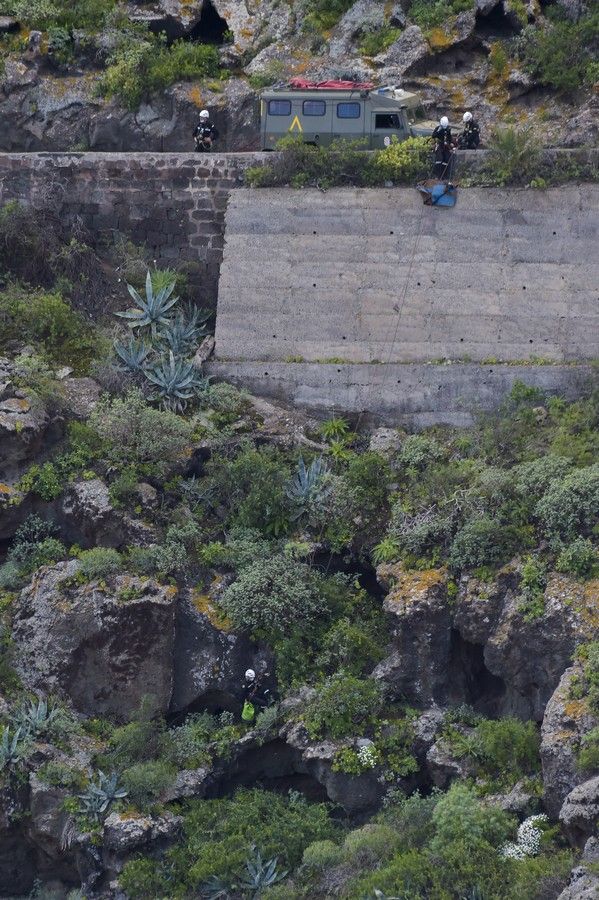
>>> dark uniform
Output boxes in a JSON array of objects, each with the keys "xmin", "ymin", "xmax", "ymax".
[
  {"xmin": 193, "ymin": 120, "xmax": 219, "ymax": 152},
  {"xmin": 242, "ymin": 673, "xmax": 272, "ymax": 710},
  {"xmin": 458, "ymin": 119, "xmax": 481, "ymax": 150},
  {"xmin": 431, "ymin": 124, "xmax": 454, "ymax": 178}
]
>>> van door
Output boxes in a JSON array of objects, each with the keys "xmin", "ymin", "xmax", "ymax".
[
  {"xmin": 370, "ymin": 111, "xmax": 408, "ymax": 149},
  {"xmin": 332, "ymin": 100, "xmax": 365, "ymax": 147}
]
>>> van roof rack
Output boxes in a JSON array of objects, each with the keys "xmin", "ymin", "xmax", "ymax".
[{"xmin": 288, "ymin": 78, "xmax": 376, "ymax": 91}]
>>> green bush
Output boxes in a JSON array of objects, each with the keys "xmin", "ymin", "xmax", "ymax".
[
  {"xmin": 105, "ymin": 699, "xmax": 174, "ymax": 769},
  {"xmin": 302, "ymin": 673, "xmax": 383, "ymax": 739},
  {"xmin": 122, "ymin": 759, "xmax": 176, "ymax": 811},
  {"xmin": 359, "ymin": 25, "xmax": 401, "ymax": 56},
  {"xmin": 100, "ymin": 37, "xmax": 222, "ymax": 110},
  {"xmin": 119, "ymin": 858, "xmax": 169, "ymax": 899},
  {"xmin": 448, "ymin": 717, "xmax": 540, "ymax": 783},
  {"xmin": 556, "ymin": 538, "xmax": 598, "ymax": 579},
  {"xmin": 431, "ymin": 782, "xmax": 514, "ymax": 855},
  {"xmin": 90, "ymin": 390, "xmax": 193, "ymax": 479},
  {"xmin": 449, "ymin": 516, "xmax": 526, "ymax": 570},
  {"xmin": 305, "ymin": 0, "xmax": 354, "ymax": 30},
  {"xmin": 514, "ymin": 455, "xmax": 573, "ymax": 501},
  {"xmin": 519, "ymin": 11, "xmax": 599, "ymax": 92},
  {"xmin": 78, "ymin": 547, "xmax": 123, "ymax": 580},
  {"xmin": 578, "ymin": 725, "xmax": 599, "ymax": 772},
  {"xmin": 301, "ymin": 838, "xmax": 343, "ymax": 872},
  {"xmin": 535, "ymin": 464, "xmax": 599, "ymax": 542},
  {"xmin": 125, "ymin": 789, "xmax": 337, "ymax": 894},
  {"xmin": 367, "ymin": 136, "xmax": 430, "ymax": 184},
  {"xmin": 3, "ymin": 0, "xmax": 116, "ymax": 30},
  {"xmin": 0, "ymin": 284, "xmax": 101, "ymax": 374},
  {"xmin": 518, "ymin": 555, "xmax": 547, "ymax": 622},
  {"xmin": 409, "ymin": 0, "xmax": 473, "ymax": 30},
  {"xmin": 484, "ymin": 126, "xmax": 542, "ymax": 186},
  {"xmin": 18, "ymin": 463, "xmax": 63, "ymax": 501},
  {"xmin": 343, "ymin": 823, "xmax": 402, "ymax": 866},
  {"xmin": 219, "ymin": 556, "xmax": 323, "ymax": 639}
]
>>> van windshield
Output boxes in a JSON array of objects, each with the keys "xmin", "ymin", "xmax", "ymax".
[{"xmin": 406, "ymin": 105, "xmax": 426, "ymax": 124}]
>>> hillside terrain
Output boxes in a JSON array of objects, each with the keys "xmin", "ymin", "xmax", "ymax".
[
  {"xmin": 0, "ymin": 0, "xmax": 597, "ymax": 150},
  {"xmin": 0, "ymin": 205, "xmax": 597, "ymax": 898}
]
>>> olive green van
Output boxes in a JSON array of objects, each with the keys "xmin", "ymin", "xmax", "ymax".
[{"xmin": 260, "ymin": 85, "xmax": 437, "ymax": 150}]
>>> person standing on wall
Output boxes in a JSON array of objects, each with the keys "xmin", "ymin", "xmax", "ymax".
[
  {"xmin": 458, "ymin": 112, "xmax": 481, "ymax": 149},
  {"xmin": 431, "ymin": 116, "xmax": 455, "ymax": 179},
  {"xmin": 194, "ymin": 109, "xmax": 219, "ymax": 152}
]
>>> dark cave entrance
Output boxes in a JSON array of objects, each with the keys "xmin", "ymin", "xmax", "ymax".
[
  {"xmin": 189, "ymin": 1, "xmax": 229, "ymax": 45},
  {"xmin": 447, "ymin": 630, "xmax": 507, "ymax": 717},
  {"xmin": 476, "ymin": 3, "xmax": 523, "ymax": 37}
]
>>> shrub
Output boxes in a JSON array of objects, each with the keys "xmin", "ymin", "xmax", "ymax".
[
  {"xmin": 301, "ymin": 839, "xmax": 343, "ymax": 872},
  {"xmin": 449, "ymin": 516, "xmax": 525, "ymax": 570},
  {"xmin": 359, "ymin": 25, "xmax": 401, "ymax": 56},
  {"xmin": 106, "ymin": 699, "xmax": 174, "ymax": 769},
  {"xmin": 166, "ymin": 789, "xmax": 336, "ymax": 891},
  {"xmin": 519, "ymin": 11, "xmax": 599, "ymax": 92},
  {"xmin": 450, "ymin": 717, "xmax": 540, "ymax": 782},
  {"xmin": 0, "ymin": 284, "xmax": 101, "ymax": 374},
  {"xmin": 302, "ymin": 673, "xmax": 383, "ymax": 739},
  {"xmin": 399, "ymin": 434, "xmax": 443, "ymax": 471},
  {"xmin": 366, "ymin": 136, "xmax": 430, "ymax": 184},
  {"xmin": 431, "ymin": 782, "xmax": 514, "ymax": 855},
  {"xmin": 535, "ymin": 464, "xmax": 599, "ymax": 542},
  {"xmin": 484, "ymin": 126, "xmax": 541, "ymax": 186},
  {"xmin": 518, "ymin": 555, "xmax": 547, "ymax": 622},
  {"xmin": 100, "ymin": 37, "xmax": 221, "ymax": 110},
  {"xmin": 379, "ymin": 790, "xmax": 440, "ymax": 850},
  {"xmin": 4, "ymin": 0, "xmax": 116, "ymax": 30},
  {"xmin": 246, "ymin": 137, "xmax": 370, "ymax": 189},
  {"xmin": 119, "ymin": 858, "xmax": 169, "ymax": 899},
  {"xmin": 305, "ymin": 0, "xmax": 354, "ymax": 29},
  {"xmin": 556, "ymin": 538, "xmax": 598, "ymax": 579},
  {"xmin": 514, "ymin": 455, "xmax": 573, "ymax": 500},
  {"xmin": 90, "ymin": 389, "xmax": 193, "ymax": 478},
  {"xmin": 578, "ymin": 726, "xmax": 599, "ymax": 772},
  {"xmin": 18, "ymin": 462, "xmax": 63, "ymax": 501},
  {"xmin": 121, "ymin": 759, "xmax": 176, "ymax": 811},
  {"xmin": 78, "ymin": 548, "xmax": 123, "ymax": 580},
  {"xmin": 409, "ymin": 0, "xmax": 473, "ymax": 30},
  {"xmin": 219, "ymin": 556, "xmax": 323, "ymax": 638}
]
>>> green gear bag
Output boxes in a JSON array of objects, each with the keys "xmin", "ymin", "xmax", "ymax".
[{"xmin": 242, "ymin": 700, "xmax": 255, "ymax": 722}]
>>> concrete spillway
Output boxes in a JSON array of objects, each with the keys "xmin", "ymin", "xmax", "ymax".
[{"xmin": 208, "ymin": 185, "xmax": 599, "ymax": 425}]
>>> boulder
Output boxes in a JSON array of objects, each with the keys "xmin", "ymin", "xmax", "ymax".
[
  {"xmin": 103, "ymin": 811, "xmax": 182, "ymax": 854},
  {"xmin": 368, "ymin": 427, "xmax": 403, "ymax": 455},
  {"xmin": 0, "ymin": 389, "xmax": 51, "ymax": 484},
  {"xmin": 163, "ymin": 766, "xmax": 211, "ymax": 802},
  {"xmin": 60, "ymin": 479, "xmax": 124, "ymax": 548},
  {"xmin": 27, "ymin": 773, "xmax": 77, "ymax": 880},
  {"xmin": 170, "ymin": 584, "xmax": 272, "ymax": 715},
  {"xmin": 426, "ymin": 734, "xmax": 476, "ymax": 789},
  {"xmin": 484, "ymin": 779, "xmax": 539, "ymax": 815},
  {"xmin": 61, "ymin": 377, "xmax": 100, "ymax": 419},
  {"xmin": 541, "ymin": 664, "xmax": 598, "ymax": 819},
  {"xmin": 0, "ymin": 781, "xmax": 35, "ymax": 895},
  {"xmin": 372, "ymin": 564, "xmax": 451, "ymax": 706},
  {"xmin": 377, "ymin": 25, "xmax": 430, "ymax": 75},
  {"xmin": 12, "ymin": 561, "xmax": 176, "ymax": 719},
  {"xmin": 557, "ymin": 869, "xmax": 599, "ymax": 900},
  {"xmin": 328, "ymin": 0, "xmax": 386, "ymax": 59},
  {"xmin": 559, "ymin": 775, "xmax": 599, "ymax": 846}
]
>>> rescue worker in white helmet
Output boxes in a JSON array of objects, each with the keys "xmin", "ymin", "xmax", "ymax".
[
  {"xmin": 242, "ymin": 668, "xmax": 272, "ymax": 710},
  {"xmin": 431, "ymin": 115, "xmax": 454, "ymax": 178},
  {"xmin": 193, "ymin": 109, "xmax": 219, "ymax": 152},
  {"xmin": 458, "ymin": 111, "xmax": 481, "ymax": 150}
]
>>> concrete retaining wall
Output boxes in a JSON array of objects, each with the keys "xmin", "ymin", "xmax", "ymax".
[
  {"xmin": 206, "ymin": 360, "xmax": 596, "ymax": 428},
  {"xmin": 211, "ymin": 184, "xmax": 599, "ymax": 424}
]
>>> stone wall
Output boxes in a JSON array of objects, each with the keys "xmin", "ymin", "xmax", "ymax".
[{"xmin": 0, "ymin": 151, "xmax": 263, "ymax": 304}]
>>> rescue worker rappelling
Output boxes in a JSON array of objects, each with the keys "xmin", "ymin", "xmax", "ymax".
[
  {"xmin": 458, "ymin": 111, "xmax": 481, "ymax": 149},
  {"xmin": 431, "ymin": 115, "xmax": 454, "ymax": 179},
  {"xmin": 241, "ymin": 668, "xmax": 273, "ymax": 723},
  {"xmin": 193, "ymin": 109, "xmax": 219, "ymax": 153}
]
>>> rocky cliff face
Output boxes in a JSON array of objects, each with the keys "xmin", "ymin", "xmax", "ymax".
[{"xmin": 0, "ymin": 0, "xmax": 596, "ymax": 151}]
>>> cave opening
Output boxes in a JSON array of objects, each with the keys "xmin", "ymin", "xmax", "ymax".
[
  {"xmin": 447, "ymin": 629, "xmax": 507, "ymax": 717},
  {"xmin": 477, "ymin": 3, "xmax": 522, "ymax": 38},
  {"xmin": 188, "ymin": 1, "xmax": 229, "ymax": 45}
]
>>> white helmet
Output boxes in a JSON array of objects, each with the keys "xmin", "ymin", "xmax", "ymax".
[
  {"xmin": 463, "ymin": 111, "xmax": 473, "ymax": 123},
  {"xmin": 245, "ymin": 669, "xmax": 256, "ymax": 681},
  {"xmin": 440, "ymin": 116, "xmax": 449, "ymax": 128},
  {"xmin": 200, "ymin": 109, "xmax": 210, "ymax": 119}
]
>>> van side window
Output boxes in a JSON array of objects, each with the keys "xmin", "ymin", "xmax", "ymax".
[
  {"xmin": 268, "ymin": 100, "xmax": 291, "ymax": 116},
  {"xmin": 337, "ymin": 102, "xmax": 361, "ymax": 119},
  {"xmin": 375, "ymin": 113, "xmax": 401, "ymax": 129},
  {"xmin": 303, "ymin": 100, "xmax": 326, "ymax": 116}
]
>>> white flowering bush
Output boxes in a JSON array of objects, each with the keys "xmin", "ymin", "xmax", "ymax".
[
  {"xmin": 357, "ymin": 744, "xmax": 379, "ymax": 770},
  {"xmin": 500, "ymin": 814, "xmax": 548, "ymax": 860}
]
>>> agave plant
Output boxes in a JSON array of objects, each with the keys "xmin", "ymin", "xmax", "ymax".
[
  {"xmin": 78, "ymin": 771, "xmax": 128, "ymax": 822},
  {"xmin": 157, "ymin": 307, "xmax": 211, "ymax": 356},
  {"xmin": 238, "ymin": 846, "xmax": 287, "ymax": 898},
  {"xmin": 113, "ymin": 336, "xmax": 152, "ymax": 373},
  {"xmin": 200, "ymin": 875, "xmax": 231, "ymax": 899},
  {"xmin": 11, "ymin": 697, "xmax": 60, "ymax": 739},
  {"xmin": 0, "ymin": 726, "xmax": 26, "ymax": 771},
  {"xmin": 286, "ymin": 456, "xmax": 328, "ymax": 519},
  {"xmin": 116, "ymin": 270, "xmax": 179, "ymax": 338},
  {"xmin": 145, "ymin": 351, "xmax": 209, "ymax": 411}
]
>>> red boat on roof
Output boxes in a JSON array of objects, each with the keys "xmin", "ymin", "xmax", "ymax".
[{"xmin": 289, "ymin": 78, "xmax": 375, "ymax": 91}]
